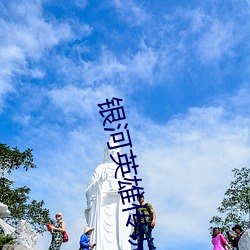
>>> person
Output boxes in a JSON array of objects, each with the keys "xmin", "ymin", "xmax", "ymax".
[
  {"xmin": 230, "ymin": 225, "xmax": 244, "ymax": 250},
  {"xmin": 85, "ymin": 137, "xmax": 132, "ymax": 249},
  {"xmin": 211, "ymin": 227, "xmax": 232, "ymax": 250},
  {"xmin": 226, "ymin": 231, "xmax": 237, "ymax": 249},
  {"xmin": 133, "ymin": 195, "xmax": 156, "ymax": 249},
  {"xmin": 48, "ymin": 212, "xmax": 66, "ymax": 250},
  {"xmin": 79, "ymin": 227, "xmax": 96, "ymax": 250}
]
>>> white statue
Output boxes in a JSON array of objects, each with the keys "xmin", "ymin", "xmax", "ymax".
[
  {"xmin": 85, "ymin": 137, "xmax": 132, "ymax": 250},
  {"xmin": 0, "ymin": 202, "xmax": 15, "ymax": 235},
  {"xmin": 13, "ymin": 220, "xmax": 38, "ymax": 250},
  {"xmin": 239, "ymin": 229, "xmax": 250, "ymax": 250},
  {"xmin": 0, "ymin": 203, "xmax": 37, "ymax": 250},
  {"xmin": 0, "ymin": 202, "xmax": 11, "ymax": 218}
]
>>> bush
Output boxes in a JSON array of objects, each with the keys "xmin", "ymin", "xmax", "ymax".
[{"xmin": 0, "ymin": 234, "xmax": 14, "ymax": 246}]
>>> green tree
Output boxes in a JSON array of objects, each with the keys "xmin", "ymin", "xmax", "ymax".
[
  {"xmin": 210, "ymin": 167, "xmax": 250, "ymax": 232},
  {"xmin": 0, "ymin": 143, "xmax": 52, "ymax": 233}
]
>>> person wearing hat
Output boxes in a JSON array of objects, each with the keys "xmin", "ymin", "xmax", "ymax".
[
  {"xmin": 230, "ymin": 225, "xmax": 244, "ymax": 250},
  {"xmin": 79, "ymin": 227, "xmax": 96, "ymax": 250},
  {"xmin": 49, "ymin": 212, "xmax": 66, "ymax": 250}
]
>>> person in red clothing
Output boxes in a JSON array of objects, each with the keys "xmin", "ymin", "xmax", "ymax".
[
  {"xmin": 48, "ymin": 212, "xmax": 66, "ymax": 250},
  {"xmin": 212, "ymin": 227, "xmax": 232, "ymax": 250}
]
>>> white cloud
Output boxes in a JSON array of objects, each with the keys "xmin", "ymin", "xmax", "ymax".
[
  {"xmin": 224, "ymin": 84, "xmax": 250, "ymax": 114},
  {"xmin": 0, "ymin": 45, "xmax": 25, "ymax": 110},
  {"xmin": 188, "ymin": 8, "xmax": 210, "ymax": 33},
  {"xmin": 112, "ymin": 0, "xmax": 148, "ymax": 26},
  {"xmin": 0, "ymin": 1, "xmax": 74, "ymax": 111},
  {"xmin": 159, "ymin": 7, "xmax": 240, "ymax": 68},
  {"xmin": 73, "ymin": 0, "xmax": 87, "ymax": 9},
  {"xmin": 196, "ymin": 20, "xmax": 235, "ymax": 63},
  {"xmin": 81, "ymin": 48, "xmax": 127, "ymax": 85},
  {"xmin": 0, "ymin": 1, "xmax": 73, "ymax": 58},
  {"xmin": 81, "ymin": 46, "xmax": 158, "ymax": 86},
  {"xmin": 127, "ymin": 43, "xmax": 158, "ymax": 84},
  {"xmin": 48, "ymin": 84, "xmax": 119, "ymax": 119}
]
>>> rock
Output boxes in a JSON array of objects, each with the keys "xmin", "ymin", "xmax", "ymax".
[{"xmin": 239, "ymin": 229, "xmax": 250, "ymax": 250}]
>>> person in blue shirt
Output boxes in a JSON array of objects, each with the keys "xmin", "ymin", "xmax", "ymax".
[{"xmin": 79, "ymin": 227, "xmax": 96, "ymax": 250}]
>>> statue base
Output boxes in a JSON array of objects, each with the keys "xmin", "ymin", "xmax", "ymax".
[{"xmin": 1, "ymin": 245, "xmax": 26, "ymax": 250}]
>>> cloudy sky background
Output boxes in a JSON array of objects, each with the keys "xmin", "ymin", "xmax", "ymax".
[{"xmin": 1, "ymin": 0, "xmax": 250, "ymax": 249}]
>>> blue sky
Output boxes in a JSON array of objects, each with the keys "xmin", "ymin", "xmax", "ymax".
[{"xmin": 1, "ymin": 0, "xmax": 250, "ymax": 249}]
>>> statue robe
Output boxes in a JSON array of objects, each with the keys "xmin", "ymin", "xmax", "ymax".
[{"xmin": 85, "ymin": 161, "xmax": 132, "ymax": 250}]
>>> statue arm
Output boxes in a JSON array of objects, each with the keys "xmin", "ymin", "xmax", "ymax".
[
  {"xmin": 0, "ymin": 218, "xmax": 15, "ymax": 235},
  {"xmin": 86, "ymin": 173, "xmax": 98, "ymax": 208},
  {"xmin": 86, "ymin": 164, "xmax": 107, "ymax": 206}
]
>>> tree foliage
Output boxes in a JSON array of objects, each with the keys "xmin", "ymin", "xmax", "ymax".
[
  {"xmin": 210, "ymin": 167, "xmax": 250, "ymax": 232},
  {"xmin": 0, "ymin": 143, "xmax": 52, "ymax": 233},
  {"xmin": 0, "ymin": 144, "xmax": 36, "ymax": 175}
]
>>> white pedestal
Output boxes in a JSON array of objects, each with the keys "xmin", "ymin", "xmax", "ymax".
[{"xmin": 2, "ymin": 245, "xmax": 26, "ymax": 250}]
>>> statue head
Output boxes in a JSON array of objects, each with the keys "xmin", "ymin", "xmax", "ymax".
[
  {"xmin": 103, "ymin": 136, "xmax": 122, "ymax": 163},
  {"xmin": 0, "ymin": 202, "xmax": 10, "ymax": 218}
]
